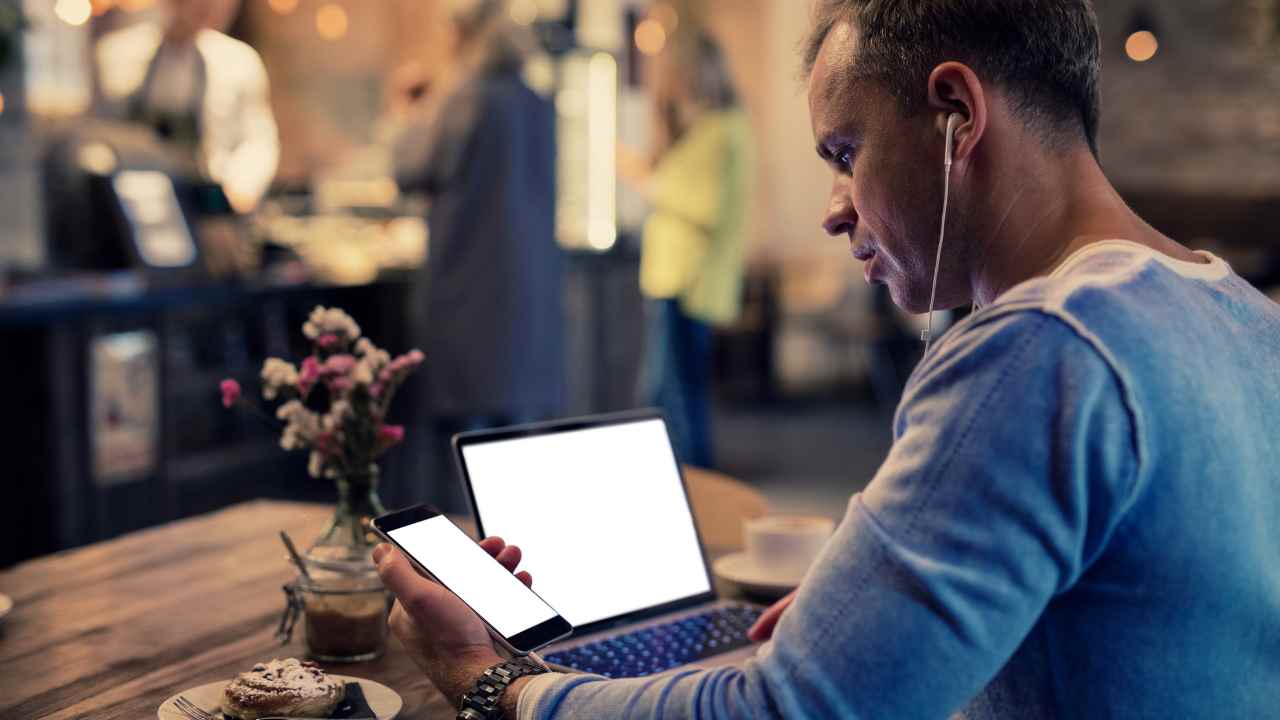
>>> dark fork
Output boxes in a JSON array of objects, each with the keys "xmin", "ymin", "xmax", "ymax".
[{"xmin": 173, "ymin": 695, "xmax": 218, "ymax": 720}]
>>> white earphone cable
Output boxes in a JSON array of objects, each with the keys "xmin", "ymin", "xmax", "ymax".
[{"xmin": 922, "ymin": 152, "xmax": 953, "ymax": 357}]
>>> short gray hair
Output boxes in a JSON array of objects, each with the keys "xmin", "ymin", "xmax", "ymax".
[
  {"xmin": 452, "ymin": 0, "xmax": 536, "ymax": 73},
  {"xmin": 803, "ymin": 0, "xmax": 1102, "ymax": 157}
]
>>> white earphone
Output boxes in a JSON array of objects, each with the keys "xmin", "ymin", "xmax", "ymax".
[{"xmin": 921, "ymin": 112, "xmax": 965, "ymax": 356}]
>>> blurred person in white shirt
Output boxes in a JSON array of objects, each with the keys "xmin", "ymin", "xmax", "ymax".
[{"xmin": 95, "ymin": 0, "xmax": 279, "ymax": 214}]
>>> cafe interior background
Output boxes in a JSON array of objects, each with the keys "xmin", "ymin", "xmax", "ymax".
[{"xmin": 0, "ymin": 0, "xmax": 1278, "ymax": 573}]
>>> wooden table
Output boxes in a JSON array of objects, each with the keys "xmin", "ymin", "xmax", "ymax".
[{"xmin": 0, "ymin": 473, "xmax": 768, "ymax": 719}]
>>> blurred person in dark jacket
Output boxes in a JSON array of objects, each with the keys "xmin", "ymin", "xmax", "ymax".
[{"xmin": 389, "ymin": 0, "xmax": 563, "ymax": 510}]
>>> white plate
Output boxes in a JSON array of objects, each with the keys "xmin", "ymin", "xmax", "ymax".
[
  {"xmin": 157, "ymin": 675, "xmax": 402, "ymax": 720},
  {"xmin": 0, "ymin": 593, "xmax": 12, "ymax": 622},
  {"xmin": 712, "ymin": 552, "xmax": 803, "ymax": 600}
]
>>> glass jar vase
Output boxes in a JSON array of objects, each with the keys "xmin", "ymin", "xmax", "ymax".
[{"xmin": 277, "ymin": 465, "xmax": 391, "ymax": 662}]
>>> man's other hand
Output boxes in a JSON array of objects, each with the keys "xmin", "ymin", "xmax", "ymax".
[{"xmin": 747, "ymin": 589, "xmax": 797, "ymax": 642}]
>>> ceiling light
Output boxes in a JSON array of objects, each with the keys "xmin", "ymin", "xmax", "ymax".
[
  {"xmin": 54, "ymin": 0, "xmax": 92, "ymax": 26},
  {"xmin": 1125, "ymin": 30, "xmax": 1158, "ymax": 62},
  {"xmin": 315, "ymin": 3, "xmax": 348, "ymax": 41},
  {"xmin": 635, "ymin": 18, "xmax": 666, "ymax": 56},
  {"xmin": 1124, "ymin": 6, "xmax": 1160, "ymax": 63}
]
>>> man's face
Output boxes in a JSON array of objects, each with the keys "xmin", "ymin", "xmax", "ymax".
[{"xmin": 808, "ymin": 22, "xmax": 958, "ymax": 313}]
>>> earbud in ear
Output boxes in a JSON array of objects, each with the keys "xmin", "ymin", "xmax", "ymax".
[{"xmin": 944, "ymin": 113, "xmax": 963, "ymax": 167}]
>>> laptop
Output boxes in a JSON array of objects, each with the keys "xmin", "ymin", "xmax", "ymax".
[{"xmin": 453, "ymin": 410, "xmax": 765, "ymax": 679}]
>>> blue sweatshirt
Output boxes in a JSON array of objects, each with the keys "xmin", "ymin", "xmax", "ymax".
[{"xmin": 518, "ymin": 240, "xmax": 1280, "ymax": 719}]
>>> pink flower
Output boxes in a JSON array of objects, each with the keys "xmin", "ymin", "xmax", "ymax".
[
  {"xmin": 315, "ymin": 430, "xmax": 339, "ymax": 454},
  {"xmin": 375, "ymin": 424, "xmax": 405, "ymax": 454},
  {"xmin": 369, "ymin": 382, "xmax": 384, "ymax": 398},
  {"xmin": 379, "ymin": 349, "xmax": 426, "ymax": 383},
  {"xmin": 379, "ymin": 424, "xmax": 405, "ymax": 444},
  {"xmin": 329, "ymin": 377, "xmax": 353, "ymax": 393},
  {"xmin": 316, "ymin": 334, "xmax": 340, "ymax": 350},
  {"xmin": 220, "ymin": 379, "xmax": 241, "ymax": 408},
  {"xmin": 323, "ymin": 354, "xmax": 358, "ymax": 375},
  {"xmin": 299, "ymin": 356, "xmax": 321, "ymax": 395}
]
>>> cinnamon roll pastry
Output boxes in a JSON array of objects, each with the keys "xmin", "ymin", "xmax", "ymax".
[{"xmin": 220, "ymin": 658, "xmax": 345, "ymax": 720}]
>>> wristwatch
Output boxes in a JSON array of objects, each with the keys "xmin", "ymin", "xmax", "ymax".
[{"xmin": 457, "ymin": 657, "xmax": 548, "ymax": 720}]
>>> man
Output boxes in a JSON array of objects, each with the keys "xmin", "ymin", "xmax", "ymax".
[
  {"xmin": 96, "ymin": 0, "xmax": 279, "ymax": 213},
  {"xmin": 375, "ymin": 1, "xmax": 1280, "ymax": 717}
]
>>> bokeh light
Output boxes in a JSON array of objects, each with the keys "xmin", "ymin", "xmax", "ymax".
[
  {"xmin": 54, "ymin": 0, "xmax": 92, "ymax": 26},
  {"xmin": 1126, "ymin": 31, "xmax": 1159, "ymax": 62},
  {"xmin": 0, "ymin": 92, "xmax": 6, "ymax": 117},
  {"xmin": 268, "ymin": 0, "xmax": 299, "ymax": 15},
  {"xmin": 315, "ymin": 3, "xmax": 349, "ymax": 41},
  {"xmin": 635, "ymin": 18, "xmax": 667, "ymax": 57}
]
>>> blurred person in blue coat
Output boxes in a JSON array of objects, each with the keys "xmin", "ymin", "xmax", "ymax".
[{"xmin": 389, "ymin": 0, "xmax": 563, "ymax": 510}]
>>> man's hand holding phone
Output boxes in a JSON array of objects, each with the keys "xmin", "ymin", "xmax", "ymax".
[
  {"xmin": 373, "ymin": 537, "xmax": 536, "ymax": 709},
  {"xmin": 374, "ymin": 538, "xmax": 528, "ymax": 659}
]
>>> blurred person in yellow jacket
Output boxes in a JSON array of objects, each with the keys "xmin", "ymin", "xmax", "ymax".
[{"xmin": 620, "ymin": 30, "xmax": 752, "ymax": 469}]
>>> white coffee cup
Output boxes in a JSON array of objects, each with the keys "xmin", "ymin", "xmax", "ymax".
[{"xmin": 743, "ymin": 515, "xmax": 835, "ymax": 580}]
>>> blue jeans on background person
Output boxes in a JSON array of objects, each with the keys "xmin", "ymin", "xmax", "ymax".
[{"xmin": 639, "ymin": 298, "xmax": 714, "ymax": 469}]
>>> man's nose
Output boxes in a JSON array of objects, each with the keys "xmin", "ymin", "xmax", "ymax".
[{"xmin": 823, "ymin": 190, "xmax": 856, "ymax": 237}]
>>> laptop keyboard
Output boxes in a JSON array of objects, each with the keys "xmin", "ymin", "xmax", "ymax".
[{"xmin": 544, "ymin": 605, "xmax": 763, "ymax": 678}]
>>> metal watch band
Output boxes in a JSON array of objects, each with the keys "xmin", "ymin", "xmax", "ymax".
[{"xmin": 456, "ymin": 657, "xmax": 548, "ymax": 720}]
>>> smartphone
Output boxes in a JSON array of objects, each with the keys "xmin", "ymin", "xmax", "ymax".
[{"xmin": 373, "ymin": 505, "xmax": 573, "ymax": 655}]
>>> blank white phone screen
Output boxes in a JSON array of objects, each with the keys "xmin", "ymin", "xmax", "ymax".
[
  {"xmin": 388, "ymin": 516, "xmax": 556, "ymax": 638},
  {"xmin": 461, "ymin": 418, "xmax": 712, "ymax": 627}
]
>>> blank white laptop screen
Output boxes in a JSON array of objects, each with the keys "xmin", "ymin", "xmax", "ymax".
[{"xmin": 460, "ymin": 418, "xmax": 713, "ymax": 628}]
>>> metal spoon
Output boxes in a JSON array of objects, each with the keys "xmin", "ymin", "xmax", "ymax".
[{"xmin": 279, "ymin": 530, "xmax": 313, "ymax": 581}]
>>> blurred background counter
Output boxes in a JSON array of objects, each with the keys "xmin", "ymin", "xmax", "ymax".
[{"xmin": 0, "ymin": 270, "xmax": 414, "ymax": 567}]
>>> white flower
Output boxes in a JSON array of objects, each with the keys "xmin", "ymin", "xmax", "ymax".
[
  {"xmin": 308, "ymin": 451, "xmax": 326, "ymax": 479},
  {"xmin": 302, "ymin": 306, "xmax": 361, "ymax": 341},
  {"xmin": 260, "ymin": 358, "xmax": 299, "ymax": 400},
  {"xmin": 277, "ymin": 400, "xmax": 321, "ymax": 450},
  {"xmin": 354, "ymin": 338, "xmax": 390, "ymax": 377},
  {"xmin": 352, "ymin": 360, "xmax": 374, "ymax": 385},
  {"xmin": 322, "ymin": 400, "xmax": 352, "ymax": 432}
]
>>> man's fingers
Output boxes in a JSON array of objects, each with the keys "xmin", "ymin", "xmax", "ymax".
[
  {"xmin": 516, "ymin": 571, "xmax": 533, "ymax": 588},
  {"xmin": 479, "ymin": 537, "xmax": 506, "ymax": 557},
  {"xmin": 747, "ymin": 590, "xmax": 798, "ymax": 642},
  {"xmin": 480, "ymin": 537, "xmax": 525, "ymax": 575},
  {"xmin": 494, "ymin": 545, "xmax": 522, "ymax": 573}
]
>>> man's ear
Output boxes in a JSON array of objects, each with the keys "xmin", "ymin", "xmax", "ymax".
[{"xmin": 927, "ymin": 62, "xmax": 987, "ymax": 165}]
